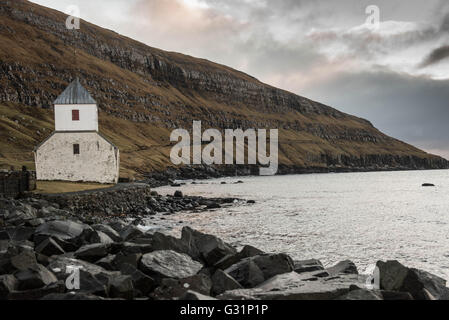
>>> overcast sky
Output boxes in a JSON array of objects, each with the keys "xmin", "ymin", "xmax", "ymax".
[{"xmin": 31, "ymin": 0, "xmax": 449, "ymax": 158}]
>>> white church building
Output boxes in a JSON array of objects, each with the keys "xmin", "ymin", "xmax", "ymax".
[{"xmin": 34, "ymin": 78, "xmax": 120, "ymax": 184}]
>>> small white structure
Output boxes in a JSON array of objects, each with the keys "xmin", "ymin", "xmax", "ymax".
[{"xmin": 34, "ymin": 78, "xmax": 120, "ymax": 184}]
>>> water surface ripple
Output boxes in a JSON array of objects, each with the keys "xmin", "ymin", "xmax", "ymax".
[{"xmin": 154, "ymin": 170, "xmax": 449, "ymax": 279}]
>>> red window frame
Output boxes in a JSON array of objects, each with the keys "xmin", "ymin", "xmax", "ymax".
[{"xmin": 72, "ymin": 109, "xmax": 80, "ymax": 121}]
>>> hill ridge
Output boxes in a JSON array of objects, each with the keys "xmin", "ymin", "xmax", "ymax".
[{"xmin": 0, "ymin": 0, "xmax": 447, "ymax": 177}]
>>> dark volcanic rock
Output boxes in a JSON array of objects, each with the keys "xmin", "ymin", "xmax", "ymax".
[
  {"xmin": 211, "ymin": 269, "xmax": 243, "ymax": 295},
  {"xmin": 76, "ymin": 269, "xmax": 110, "ymax": 297},
  {"xmin": 92, "ymin": 224, "xmax": 122, "ymax": 242},
  {"xmin": 224, "ymin": 260, "xmax": 265, "ymax": 288},
  {"xmin": 2, "ymin": 192, "xmax": 448, "ymax": 301},
  {"xmin": 25, "ymin": 218, "xmax": 45, "ymax": 228},
  {"xmin": 108, "ymin": 221, "xmax": 128, "ymax": 233},
  {"xmin": 294, "ymin": 259, "xmax": 325, "ymax": 274},
  {"xmin": 14, "ymin": 264, "xmax": 57, "ymax": 290},
  {"xmin": 152, "ymin": 274, "xmax": 212, "ymax": 300},
  {"xmin": 380, "ymin": 290, "xmax": 414, "ymax": 300},
  {"xmin": 336, "ymin": 289, "xmax": 383, "ymax": 300},
  {"xmin": 139, "ymin": 250, "xmax": 203, "ymax": 281},
  {"xmin": 239, "ymin": 245, "xmax": 265, "ymax": 257},
  {"xmin": 109, "ymin": 275, "xmax": 134, "ymax": 300},
  {"xmin": 41, "ymin": 292, "xmax": 104, "ymax": 300},
  {"xmin": 224, "ymin": 253, "xmax": 294, "ymax": 288},
  {"xmin": 180, "ymin": 290, "xmax": 217, "ymax": 300},
  {"xmin": 4, "ymin": 227, "xmax": 35, "ymax": 241},
  {"xmin": 113, "ymin": 253, "xmax": 142, "ymax": 269},
  {"xmin": 96, "ymin": 255, "xmax": 116, "ymax": 271},
  {"xmin": 151, "ymin": 232, "xmax": 197, "ymax": 260},
  {"xmin": 34, "ymin": 220, "xmax": 103, "ymax": 250},
  {"xmin": 218, "ymin": 272, "xmax": 367, "ymax": 300},
  {"xmin": 327, "ymin": 260, "xmax": 358, "ymax": 276},
  {"xmin": 91, "ymin": 231, "xmax": 114, "ymax": 245},
  {"xmin": 181, "ymin": 227, "xmax": 236, "ymax": 265},
  {"xmin": 207, "ymin": 203, "xmax": 221, "ymax": 209},
  {"xmin": 3, "ymin": 205, "xmax": 37, "ymax": 225},
  {"xmin": 407, "ymin": 269, "xmax": 449, "ymax": 300},
  {"xmin": 34, "ymin": 220, "xmax": 89, "ymax": 242},
  {"xmin": 48, "ymin": 256, "xmax": 119, "ymax": 296},
  {"xmin": 8, "ymin": 281, "xmax": 65, "ymax": 300},
  {"xmin": 120, "ymin": 263, "xmax": 156, "ymax": 296},
  {"xmin": 0, "ymin": 241, "xmax": 37, "ymax": 274},
  {"xmin": 377, "ymin": 260, "xmax": 449, "ymax": 300},
  {"xmin": 376, "ymin": 260, "xmax": 409, "ymax": 292},
  {"xmin": 215, "ymin": 245, "xmax": 264, "ymax": 270},
  {"xmin": 0, "ymin": 274, "xmax": 18, "ymax": 299},
  {"xmin": 35, "ymin": 238, "xmax": 65, "ymax": 257},
  {"xmin": 251, "ymin": 254, "xmax": 295, "ymax": 280},
  {"xmin": 113, "ymin": 242, "xmax": 153, "ymax": 255},
  {"xmin": 74, "ymin": 243, "xmax": 111, "ymax": 263},
  {"xmin": 422, "ymin": 183, "xmax": 435, "ymax": 187},
  {"xmin": 120, "ymin": 226, "xmax": 144, "ymax": 242},
  {"xmin": 0, "ymin": 231, "xmax": 9, "ymax": 241},
  {"xmin": 174, "ymin": 191, "xmax": 183, "ymax": 198}
]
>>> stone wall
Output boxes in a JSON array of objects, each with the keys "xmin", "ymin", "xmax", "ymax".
[
  {"xmin": 0, "ymin": 169, "xmax": 36, "ymax": 197},
  {"xmin": 35, "ymin": 131, "xmax": 120, "ymax": 184},
  {"xmin": 39, "ymin": 184, "xmax": 153, "ymax": 217}
]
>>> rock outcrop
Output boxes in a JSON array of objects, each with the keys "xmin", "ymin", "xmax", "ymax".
[
  {"xmin": 0, "ymin": 0, "xmax": 447, "ymax": 176},
  {"xmin": 0, "ymin": 194, "xmax": 448, "ymax": 300}
]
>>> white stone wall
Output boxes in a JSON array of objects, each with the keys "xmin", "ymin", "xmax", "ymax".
[
  {"xmin": 54, "ymin": 104, "xmax": 98, "ymax": 132},
  {"xmin": 35, "ymin": 132, "xmax": 119, "ymax": 184}
]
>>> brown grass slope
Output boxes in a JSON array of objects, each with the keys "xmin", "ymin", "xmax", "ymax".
[{"xmin": 0, "ymin": 0, "xmax": 447, "ymax": 178}]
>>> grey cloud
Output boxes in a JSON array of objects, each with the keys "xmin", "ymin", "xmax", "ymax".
[
  {"xmin": 301, "ymin": 70, "xmax": 449, "ymax": 158},
  {"xmin": 420, "ymin": 45, "xmax": 449, "ymax": 67},
  {"xmin": 30, "ymin": 0, "xmax": 449, "ymax": 157},
  {"xmin": 442, "ymin": 13, "xmax": 449, "ymax": 31}
]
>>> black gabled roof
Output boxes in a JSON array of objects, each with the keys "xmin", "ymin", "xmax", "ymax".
[{"xmin": 54, "ymin": 78, "xmax": 96, "ymax": 105}]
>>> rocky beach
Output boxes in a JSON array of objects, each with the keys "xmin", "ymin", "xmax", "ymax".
[{"xmin": 1, "ymin": 184, "xmax": 448, "ymax": 301}]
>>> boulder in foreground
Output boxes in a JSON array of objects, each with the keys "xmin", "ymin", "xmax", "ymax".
[
  {"xmin": 224, "ymin": 253, "xmax": 294, "ymax": 288},
  {"xmin": 377, "ymin": 260, "xmax": 449, "ymax": 300},
  {"xmin": 181, "ymin": 227, "xmax": 237, "ymax": 266},
  {"xmin": 139, "ymin": 250, "xmax": 203, "ymax": 281},
  {"xmin": 218, "ymin": 272, "xmax": 367, "ymax": 300},
  {"xmin": 327, "ymin": 260, "xmax": 358, "ymax": 276}
]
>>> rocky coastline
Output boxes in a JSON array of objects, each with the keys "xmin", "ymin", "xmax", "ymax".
[
  {"xmin": 143, "ymin": 163, "xmax": 449, "ymax": 188},
  {"xmin": 1, "ymin": 187, "xmax": 448, "ymax": 301},
  {"xmin": 33, "ymin": 183, "xmax": 241, "ymax": 223}
]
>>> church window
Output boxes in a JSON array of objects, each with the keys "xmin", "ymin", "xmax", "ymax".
[{"xmin": 72, "ymin": 109, "xmax": 80, "ymax": 121}]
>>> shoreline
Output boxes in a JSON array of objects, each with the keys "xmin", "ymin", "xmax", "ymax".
[
  {"xmin": 143, "ymin": 165, "xmax": 449, "ymax": 188},
  {"xmin": 151, "ymin": 171, "xmax": 449, "ymax": 282},
  {"xmin": 1, "ymin": 185, "xmax": 448, "ymax": 300}
]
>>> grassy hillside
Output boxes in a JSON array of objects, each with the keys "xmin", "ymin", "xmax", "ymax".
[{"xmin": 0, "ymin": 0, "xmax": 447, "ymax": 179}]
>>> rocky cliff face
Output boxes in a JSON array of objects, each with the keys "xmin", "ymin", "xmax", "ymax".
[{"xmin": 0, "ymin": 0, "xmax": 447, "ymax": 177}]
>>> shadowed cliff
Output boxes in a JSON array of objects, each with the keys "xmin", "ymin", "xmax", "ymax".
[{"xmin": 0, "ymin": 0, "xmax": 447, "ymax": 178}]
